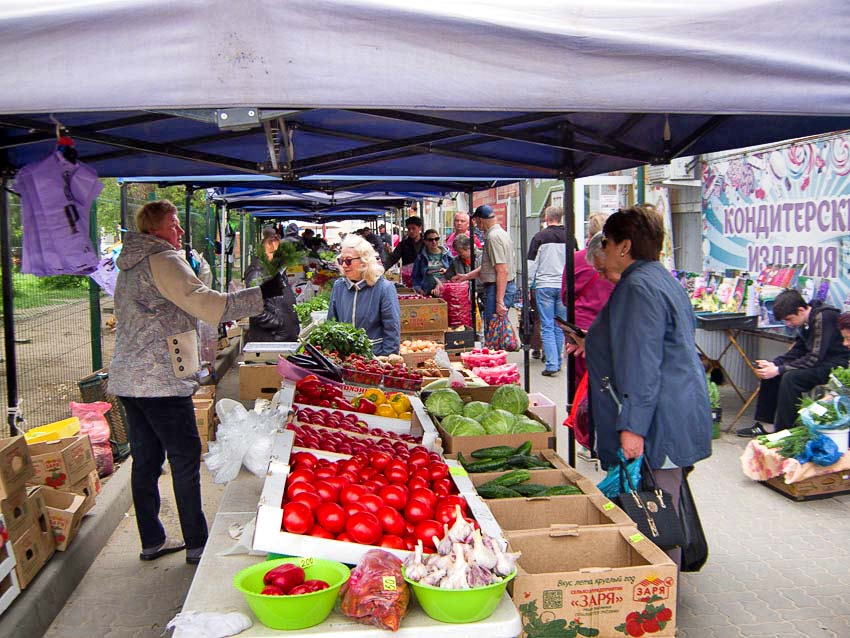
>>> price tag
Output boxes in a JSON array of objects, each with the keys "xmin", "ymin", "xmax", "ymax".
[
  {"xmin": 299, "ymin": 557, "xmax": 315, "ymax": 569},
  {"xmin": 764, "ymin": 429, "xmax": 793, "ymax": 442},
  {"xmin": 829, "ymin": 373, "xmax": 845, "ymax": 388},
  {"xmin": 602, "ymin": 502, "xmax": 615, "ymax": 511},
  {"xmin": 382, "ymin": 576, "xmax": 397, "ymax": 591},
  {"xmin": 448, "ymin": 466, "xmax": 468, "ymax": 477},
  {"xmin": 808, "ymin": 402, "xmax": 828, "ymax": 417},
  {"xmin": 629, "ymin": 533, "xmax": 645, "ymax": 543}
]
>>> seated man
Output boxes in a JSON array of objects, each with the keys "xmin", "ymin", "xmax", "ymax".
[{"xmin": 737, "ymin": 289, "xmax": 850, "ymax": 437}]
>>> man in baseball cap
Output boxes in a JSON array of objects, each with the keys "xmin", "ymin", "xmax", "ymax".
[{"xmin": 470, "ymin": 204, "xmax": 495, "ymax": 219}]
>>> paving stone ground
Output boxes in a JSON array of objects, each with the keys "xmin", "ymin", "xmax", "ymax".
[{"xmin": 43, "ymin": 354, "xmax": 850, "ymax": 637}]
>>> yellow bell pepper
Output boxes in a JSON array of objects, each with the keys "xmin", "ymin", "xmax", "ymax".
[
  {"xmin": 389, "ymin": 393, "xmax": 412, "ymax": 415},
  {"xmin": 398, "ymin": 411, "xmax": 413, "ymax": 420},
  {"xmin": 375, "ymin": 404, "xmax": 397, "ymax": 418},
  {"xmin": 363, "ymin": 388, "xmax": 386, "ymax": 406}
]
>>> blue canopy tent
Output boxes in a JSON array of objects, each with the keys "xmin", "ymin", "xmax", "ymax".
[{"xmin": 2, "ymin": 1, "xmax": 850, "ymax": 445}]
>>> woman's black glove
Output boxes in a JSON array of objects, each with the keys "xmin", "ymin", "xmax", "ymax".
[{"xmin": 260, "ymin": 273, "xmax": 285, "ymax": 300}]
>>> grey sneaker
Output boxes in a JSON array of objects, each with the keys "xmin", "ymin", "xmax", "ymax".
[
  {"xmin": 186, "ymin": 547, "xmax": 204, "ymax": 565},
  {"xmin": 140, "ymin": 537, "xmax": 185, "ymax": 561}
]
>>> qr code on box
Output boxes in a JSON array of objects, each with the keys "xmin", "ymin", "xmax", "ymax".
[{"xmin": 542, "ymin": 589, "xmax": 563, "ymax": 609}]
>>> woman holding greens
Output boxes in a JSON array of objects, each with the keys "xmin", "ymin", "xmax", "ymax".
[
  {"xmin": 327, "ymin": 234, "xmax": 400, "ymax": 355},
  {"xmin": 243, "ymin": 227, "xmax": 300, "ymax": 343}
]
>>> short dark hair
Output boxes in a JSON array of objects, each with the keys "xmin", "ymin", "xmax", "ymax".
[
  {"xmin": 837, "ymin": 312, "xmax": 850, "ymax": 332},
  {"xmin": 602, "ymin": 204, "xmax": 664, "ymax": 261},
  {"xmin": 773, "ymin": 289, "xmax": 808, "ymax": 321}
]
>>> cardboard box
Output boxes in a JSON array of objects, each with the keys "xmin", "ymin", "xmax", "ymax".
[
  {"xmin": 67, "ymin": 470, "xmax": 99, "ymax": 517},
  {"xmin": 193, "ymin": 385, "xmax": 216, "ymax": 401},
  {"xmin": 11, "ymin": 514, "xmax": 55, "ymax": 589},
  {"xmin": 193, "ymin": 398, "xmax": 215, "ymax": 438},
  {"xmin": 763, "ymin": 470, "xmax": 850, "ymax": 501},
  {"xmin": 31, "ymin": 485, "xmax": 86, "ymax": 551},
  {"xmin": 399, "ymin": 298, "xmax": 448, "ymax": 333},
  {"xmin": 239, "ymin": 363, "xmax": 283, "ymax": 401},
  {"xmin": 485, "ymin": 494, "xmax": 633, "ymax": 532},
  {"xmin": 459, "ymin": 451, "xmax": 602, "ymax": 497},
  {"xmin": 508, "ymin": 526, "xmax": 678, "ymax": 637},
  {"xmin": 27, "ymin": 435, "xmax": 96, "ymax": 491},
  {"xmin": 0, "ymin": 517, "xmax": 21, "ymax": 617},
  {"xmin": 528, "ymin": 392, "xmax": 557, "ymax": 430},
  {"xmin": 0, "ymin": 488, "xmax": 39, "ymax": 540},
  {"xmin": 0, "ymin": 437, "xmax": 34, "ymax": 499},
  {"xmin": 436, "ymin": 418, "xmax": 553, "ymax": 456}
]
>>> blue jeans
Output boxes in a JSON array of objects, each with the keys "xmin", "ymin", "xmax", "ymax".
[
  {"xmin": 482, "ymin": 280, "xmax": 517, "ymax": 334},
  {"xmin": 535, "ymin": 287, "xmax": 566, "ymax": 372},
  {"xmin": 120, "ymin": 396, "xmax": 208, "ymax": 551}
]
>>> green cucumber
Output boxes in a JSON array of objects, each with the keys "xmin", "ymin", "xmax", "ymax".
[
  {"xmin": 512, "ymin": 483, "xmax": 550, "ymax": 496},
  {"xmin": 476, "ymin": 484, "xmax": 523, "ymax": 499},
  {"xmin": 487, "ymin": 469, "xmax": 532, "ymax": 487},
  {"xmin": 471, "ymin": 445, "xmax": 519, "ymax": 459},
  {"xmin": 462, "ymin": 458, "xmax": 511, "ymax": 473},
  {"xmin": 514, "ymin": 441, "xmax": 533, "ymax": 456},
  {"xmin": 541, "ymin": 484, "xmax": 582, "ymax": 496}
]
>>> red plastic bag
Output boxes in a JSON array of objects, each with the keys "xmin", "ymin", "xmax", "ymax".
[
  {"xmin": 440, "ymin": 281, "xmax": 472, "ymax": 327},
  {"xmin": 564, "ymin": 373, "xmax": 591, "ymax": 448},
  {"xmin": 340, "ymin": 549, "xmax": 410, "ymax": 631}
]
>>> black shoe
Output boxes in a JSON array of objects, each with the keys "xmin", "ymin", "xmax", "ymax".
[
  {"xmin": 139, "ymin": 538, "xmax": 185, "ymax": 561},
  {"xmin": 541, "ymin": 369, "xmax": 559, "ymax": 377},
  {"xmin": 186, "ymin": 547, "xmax": 204, "ymax": 565},
  {"xmin": 531, "ymin": 349, "xmax": 542, "ymax": 359},
  {"xmin": 736, "ymin": 423, "xmax": 767, "ymax": 438}
]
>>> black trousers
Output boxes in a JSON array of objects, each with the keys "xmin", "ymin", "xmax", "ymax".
[
  {"xmin": 119, "ymin": 395, "xmax": 208, "ymax": 551},
  {"xmin": 754, "ymin": 365, "xmax": 832, "ymax": 430}
]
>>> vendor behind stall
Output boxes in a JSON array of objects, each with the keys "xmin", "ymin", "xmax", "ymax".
[
  {"xmin": 384, "ymin": 215, "xmax": 424, "ymax": 287},
  {"xmin": 327, "ymin": 235, "xmax": 401, "ymax": 355},
  {"xmin": 243, "ymin": 227, "xmax": 300, "ymax": 343}
]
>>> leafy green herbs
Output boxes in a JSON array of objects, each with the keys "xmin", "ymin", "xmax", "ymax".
[
  {"xmin": 258, "ymin": 241, "xmax": 306, "ymax": 278},
  {"xmin": 305, "ymin": 321, "xmax": 373, "ymax": 358}
]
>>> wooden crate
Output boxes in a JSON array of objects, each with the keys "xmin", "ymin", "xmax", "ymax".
[{"xmin": 762, "ymin": 470, "xmax": 850, "ymax": 501}]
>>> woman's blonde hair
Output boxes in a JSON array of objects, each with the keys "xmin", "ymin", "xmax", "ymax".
[
  {"xmin": 586, "ymin": 212, "xmax": 609, "ymax": 239},
  {"xmin": 135, "ymin": 200, "xmax": 178, "ymax": 234},
  {"xmin": 341, "ymin": 234, "xmax": 384, "ymax": 286}
]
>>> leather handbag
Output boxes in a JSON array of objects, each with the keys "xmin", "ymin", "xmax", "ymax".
[{"xmin": 614, "ymin": 458, "xmax": 685, "ymax": 550}]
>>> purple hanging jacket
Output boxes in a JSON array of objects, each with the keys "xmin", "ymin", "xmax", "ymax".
[{"xmin": 14, "ymin": 151, "xmax": 103, "ymax": 276}]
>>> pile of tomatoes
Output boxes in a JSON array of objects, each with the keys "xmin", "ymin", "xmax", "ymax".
[
  {"xmin": 281, "ymin": 450, "xmax": 474, "ymax": 552},
  {"xmin": 288, "ymin": 423, "xmax": 426, "ymax": 458},
  {"xmin": 293, "ymin": 407, "xmax": 421, "ymax": 444}
]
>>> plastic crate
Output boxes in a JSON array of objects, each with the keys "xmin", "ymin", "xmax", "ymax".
[
  {"xmin": 23, "ymin": 417, "xmax": 80, "ymax": 444},
  {"xmin": 78, "ymin": 369, "xmax": 130, "ymax": 460}
]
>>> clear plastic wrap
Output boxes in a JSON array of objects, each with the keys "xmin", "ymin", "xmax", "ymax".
[{"xmin": 340, "ymin": 549, "xmax": 410, "ymax": 631}]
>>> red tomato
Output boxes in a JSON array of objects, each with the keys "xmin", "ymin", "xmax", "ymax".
[
  {"xmin": 379, "ymin": 534, "xmax": 406, "ymax": 550},
  {"xmin": 428, "ymin": 462, "xmax": 449, "ymax": 482},
  {"xmin": 346, "ymin": 512, "xmax": 382, "ymax": 545},
  {"xmin": 340, "ymin": 484, "xmax": 367, "ymax": 506},
  {"xmin": 287, "ymin": 469, "xmax": 315, "ymax": 485},
  {"xmin": 409, "ymin": 488, "xmax": 437, "ymax": 511},
  {"xmin": 414, "ymin": 519, "xmax": 443, "ymax": 550},
  {"xmin": 336, "ymin": 532, "xmax": 353, "ymax": 542},
  {"xmin": 308, "ymin": 525, "xmax": 335, "ymax": 539},
  {"xmin": 338, "ymin": 471, "xmax": 359, "ymax": 484},
  {"xmin": 343, "ymin": 502, "xmax": 368, "ymax": 518},
  {"xmin": 434, "ymin": 504, "xmax": 459, "ymax": 526},
  {"xmin": 431, "ymin": 477, "xmax": 454, "ymax": 495},
  {"xmin": 385, "ymin": 459, "xmax": 409, "ymax": 474},
  {"xmin": 359, "ymin": 467, "xmax": 379, "ymax": 481},
  {"xmin": 290, "ymin": 451, "xmax": 318, "ymax": 469},
  {"xmin": 407, "ymin": 476, "xmax": 430, "ymax": 491},
  {"xmin": 433, "ymin": 483, "xmax": 450, "ymax": 498},
  {"xmin": 368, "ymin": 474, "xmax": 390, "ymax": 488},
  {"xmin": 437, "ymin": 495, "xmax": 468, "ymax": 514},
  {"xmin": 282, "ymin": 502, "xmax": 314, "ymax": 534},
  {"xmin": 314, "ymin": 465, "xmax": 338, "ymax": 480},
  {"xmin": 384, "ymin": 466, "xmax": 409, "ymax": 485},
  {"xmin": 314, "ymin": 480, "xmax": 340, "ymax": 503},
  {"xmin": 325, "ymin": 476, "xmax": 349, "ymax": 492},
  {"xmin": 411, "ymin": 467, "xmax": 431, "ymax": 483},
  {"xmin": 402, "ymin": 535, "xmax": 417, "ymax": 551},
  {"xmin": 376, "ymin": 505, "xmax": 406, "ymax": 537},
  {"xmin": 316, "ymin": 502, "xmax": 346, "ymax": 533},
  {"xmin": 359, "ymin": 493, "xmax": 384, "ymax": 514},
  {"xmin": 341, "ymin": 460, "xmax": 363, "ymax": 474},
  {"xmin": 285, "ymin": 482, "xmax": 315, "ymax": 501},
  {"xmin": 403, "ymin": 498, "xmax": 434, "ymax": 524},
  {"xmin": 407, "ymin": 452, "xmax": 430, "ymax": 469},
  {"xmin": 369, "ymin": 451, "xmax": 392, "ymax": 470},
  {"xmin": 378, "ymin": 485, "xmax": 409, "ymax": 510},
  {"xmin": 289, "ymin": 491, "xmax": 322, "ymax": 512}
]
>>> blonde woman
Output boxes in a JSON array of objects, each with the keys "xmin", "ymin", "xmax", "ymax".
[{"xmin": 327, "ymin": 234, "xmax": 401, "ymax": 355}]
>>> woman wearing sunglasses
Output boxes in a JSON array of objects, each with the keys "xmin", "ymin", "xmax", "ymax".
[
  {"xmin": 327, "ymin": 234, "xmax": 401, "ymax": 355},
  {"xmin": 412, "ymin": 229, "xmax": 452, "ymax": 297}
]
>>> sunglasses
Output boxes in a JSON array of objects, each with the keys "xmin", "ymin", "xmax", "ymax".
[
  {"xmin": 601, "ymin": 237, "xmax": 608, "ymax": 248},
  {"xmin": 425, "ymin": 237, "xmax": 440, "ymax": 242},
  {"xmin": 337, "ymin": 256, "xmax": 362, "ymax": 266}
]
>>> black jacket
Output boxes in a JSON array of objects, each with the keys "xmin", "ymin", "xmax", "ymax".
[
  {"xmin": 774, "ymin": 301, "xmax": 850, "ymax": 372},
  {"xmin": 243, "ymin": 260, "xmax": 301, "ymax": 342},
  {"xmin": 385, "ymin": 236, "xmax": 424, "ymax": 268}
]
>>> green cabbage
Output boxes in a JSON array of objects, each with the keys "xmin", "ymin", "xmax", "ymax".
[
  {"xmin": 480, "ymin": 409, "xmax": 515, "ymax": 435},
  {"xmin": 511, "ymin": 416, "xmax": 548, "ymax": 433},
  {"xmin": 425, "ymin": 389, "xmax": 464, "ymax": 418},
  {"xmin": 462, "ymin": 401, "xmax": 491, "ymax": 421},
  {"xmin": 451, "ymin": 417, "xmax": 486, "ymax": 437},
  {"xmin": 491, "ymin": 385, "xmax": 530, "ymax": 415},
  {"xmin": 440, "ymin": 414, "xmax": 467, "ymax": 434}
]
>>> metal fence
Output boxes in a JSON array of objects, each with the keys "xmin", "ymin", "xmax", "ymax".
[{"xmin": 0, "ymin": 187, "xmax": 233, "ymax": 438}]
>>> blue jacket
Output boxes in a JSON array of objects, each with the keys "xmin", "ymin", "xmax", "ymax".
[
  {"xmin": 412, "ymin": 248, "xmax": 452, "ymax": 295},
  {"xmin": 586, "ymin": 260, "xmax": 712, "ymax": 470},
  {"xmin": 327, "ymin": 277, "xmax": 401, "ymax": 355}
]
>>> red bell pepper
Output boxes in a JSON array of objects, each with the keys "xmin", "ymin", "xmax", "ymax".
[
  {"xmin": 262, "ymin": 563, "xmax": 305, "ymax": 594},
  {"xmin": 352, "ymin": 397, "xmax": 377, "ymax": 415}
]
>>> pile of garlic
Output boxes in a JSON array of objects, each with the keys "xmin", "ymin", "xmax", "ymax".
[{"xmin": 403, "ymin": 506, "xmax": 520, "ymax": 590}]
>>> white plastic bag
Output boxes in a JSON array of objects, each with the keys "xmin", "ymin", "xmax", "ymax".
[{"xmin": 434, "ymin": 349, "xmax": 465, "ymax": 388}]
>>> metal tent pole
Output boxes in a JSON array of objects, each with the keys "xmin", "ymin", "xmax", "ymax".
[
  {"xmin": 467, "ymin": 189, "xmax": 477, "ymax": 338},
  {"xmin": 119, "ymin": 181, "xmax": 127, "ymax": 230},
  {"xmin": 89, "ymin": 200, "xmax": 103, "ymax": 371},
  {"xmin": 220, "ymin": 205, "xmax": 227, "ymax": 292},
  {"xmin": 184, "ymin": 186, "xmax": 193, "ymax": 262},
  {"xmin": 563, "ymin": 177, "xmax": 577, "ymax": 467},
  {"xmin": 0, "ymin": 177, "xmax": 19, "ymax": 435},
  {"xmin": 519, "ymin": 182, "xmax": 530, "ymax": 392}
]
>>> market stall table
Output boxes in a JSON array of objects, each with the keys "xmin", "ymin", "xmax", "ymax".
[{"xmin": 175, "ymin": 476, "xmax": 523, "ymax": 637}]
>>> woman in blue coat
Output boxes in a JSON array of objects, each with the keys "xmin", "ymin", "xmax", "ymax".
[
  {"xmin": 327, "ymin": 234, "xmax": 400, "ymax": 355},
  {"xmin": 411, "ymin": 229, "xmax": 452, "ymax": 297},
  {"xmin": 585, "ymin": 205, "xmax": 712, "ymax": 566}
]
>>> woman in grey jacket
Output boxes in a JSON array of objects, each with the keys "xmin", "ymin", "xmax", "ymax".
[
  {"xmin": 108, "ymin": 200, "xmax": 278, "ymax": 564},
  {"xmin": 327, "ymin": 234, "xmax": 401, "ymax": 355}
]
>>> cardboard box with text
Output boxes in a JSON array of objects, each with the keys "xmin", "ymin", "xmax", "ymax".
[
  {"xmin": 0, "ymin": 436, "xmax": 34, "ymax": 499},
  {"xmin": 27, "ymin": 435, "xmax": 96, "ymax": 490}
]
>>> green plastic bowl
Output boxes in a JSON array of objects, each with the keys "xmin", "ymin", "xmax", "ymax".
[
  {"xmin": 233, "ymin": 557, "xmax": 350, "ymax": 630},
  {"xmin": 402, "ymin": 568, "xmax": 516, "ymax": 623}
]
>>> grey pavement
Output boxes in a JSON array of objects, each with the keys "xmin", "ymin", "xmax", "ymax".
[{"xmin": 18, "ymin": 346, "xmax": 850, "ymax": 637}]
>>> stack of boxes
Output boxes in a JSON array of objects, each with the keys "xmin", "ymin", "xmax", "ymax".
[
  {"xmin": 0, "ymin": 433, "xmax": 100, "ymax": 598},
  {"xmin": 193, "ymin": 385, "xmax": 217, "ymax": 455},
  {"xmin": 0, "ymin": 514, "xmax": 21, "ymax": 617}
]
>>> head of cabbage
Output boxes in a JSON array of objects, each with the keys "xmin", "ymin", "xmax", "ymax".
[
  {"xmin": 425, "ymin": 389, "xmax": 464, "ymax": 418},
  {"xmin": 480, "ymin": 408, "xmax": 516, "ymax": 435},
  {"xmin": 510, "ymin": 416, "xmax": 549, "ymax": 433},
  {"xmin": 462, "ymin": 401, "xmax": 490, "ymax": 421},
  {"xmin": 491, "ymin": 385, "xmax": 529, "ymax": 415},
  {"xmin": 441, "ymin": 415, "xmax": 485, "ymax": 437}
]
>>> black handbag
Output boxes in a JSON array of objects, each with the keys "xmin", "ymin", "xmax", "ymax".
[
  {"xmin": 614, "ymin": 458, "xmax": 685, "ymax": 550},
  {"xmin": 679, "ymin": 467, "xmax": 709, "ymax": 572}
]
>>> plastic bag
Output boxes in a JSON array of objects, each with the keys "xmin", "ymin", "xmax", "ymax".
[
  {"xmin": 564, "ymin": 373, "xmax": 591, "ymax": 449},
  {"xmin": 679, "ymin": 467, "xmax": 709, "ymax": 572},
  {"xmin": 70, "ymin": 401, "xmax": 114, "ymax": 477},
  {"xmin": 596, "ymin": 451, "xmax": 642, "ymax": 498},
  {"xmin": 794, "ymin": 433, "xmax": 843, "ymax": 466},
  {"xmin": 440, "ymin": 281, "xmax": 472, "ymax": 327},
  {"xmin": 485, "ymin": 314, "xmax": 519, "ymax": 352},
  {"xmin": 340, "ymin": 549, "xmax": 410, "ymax": 631}
]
